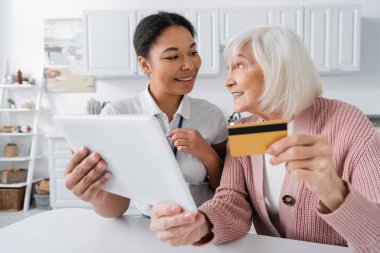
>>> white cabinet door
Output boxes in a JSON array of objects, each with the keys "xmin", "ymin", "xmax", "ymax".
[
  {"xmin": 276, "ymin": 6, "xmax": 304, "ymax": 40},
  {"xmin": 83, "ymin": 10, "xmax": 137, "ymax": 77},
  {"xmin": 220, "ymin": 7, "xmax": 275, "ymax": 45},
  {"xmin": 332, "ymin": 5, "xmax": 361, "ymax": 71},
  {"xmin": 192, "ymin": 9, "xmax": 219, "ymax": 76},
  {"xmin": 304, "ymin": 5, "xmax": 333, "ymax": 73},
  {"xmin": 305, "ymin": 5, "xmax": 360, "ymax": 73}
]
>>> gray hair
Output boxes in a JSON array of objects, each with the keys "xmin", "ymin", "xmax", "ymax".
[{"xmin": 224, "ymin": 25, "xmax": 323, "ymax": 120}]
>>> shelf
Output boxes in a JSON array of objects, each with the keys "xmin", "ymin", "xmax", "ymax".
[
  {"xmin": 0, "ymin": 156, "xmax": 43, "ymax": 162},
  {"xmin": 1, "ymin": 80, "xmax": 43, "ymax": 211},
  {"xmin": 0, "ymin": 83, "xmax": 36, "ymax": 89},
  {"xmin": 0, "ymin": 177, "xmax": 44, "ymax": 188},
  {"xmin": 0, "ymin": 133, "xmax": 35, "ymax": 136},
  {"xmin": 0, "ymin": 109, "xmax": 37, "ymax": 112}
]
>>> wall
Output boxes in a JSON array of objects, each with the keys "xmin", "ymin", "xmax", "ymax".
[
  {"xmin": 0, "ymin": 0, "xmax": 10, "ymax": 77},
  {"xmin": 1, "ymin": 0, "xmax": 379, "ymax": 177}
]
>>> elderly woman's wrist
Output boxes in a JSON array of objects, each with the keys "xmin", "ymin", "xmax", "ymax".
[
  {"xmin": 319, "ymin": 178, "xmax": 349, "ymax": 212},
  {"xmin": 193, "ymin": 214, "xmax": 214, "ymax": 246}
]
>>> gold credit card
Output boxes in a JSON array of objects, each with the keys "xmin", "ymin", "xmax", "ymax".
[{"xmin": 228, "ymin": 120, "xmax": 288, "ymax": 156}]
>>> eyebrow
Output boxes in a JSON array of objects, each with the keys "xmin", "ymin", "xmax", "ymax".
[
  {"xmin": 236, "ymin": 53, "xmax": 250, "ymax": 60},
  {"xmin": 162, "ymin": 42, "xmax": 197, "ymax": 53}
]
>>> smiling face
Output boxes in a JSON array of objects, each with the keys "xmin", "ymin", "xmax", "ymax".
[
  {"xmin": 224, "ymin": 44, "xmax": 266, "ymax": 119},
  {"xmin": 139, "ymin": 25, "xmax": 201, "ymax": 98}
]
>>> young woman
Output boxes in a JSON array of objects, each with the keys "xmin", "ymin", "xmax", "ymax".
[
  {"xmin": 150, "ymin": 26, "xmax": 380, "ymax": 252},
  {"xmin": 64, "ymin": 12, "xmax": 228, "ymax": 218}
]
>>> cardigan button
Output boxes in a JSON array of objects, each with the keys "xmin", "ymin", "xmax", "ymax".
[{"xmin": 282, "ymin": 195, "xmax": 295, "ymax": 206}]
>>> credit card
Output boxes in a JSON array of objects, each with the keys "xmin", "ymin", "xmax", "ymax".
[{"xmin": 228, "ymin": 120, "xmax": 288, "ymax": 156}]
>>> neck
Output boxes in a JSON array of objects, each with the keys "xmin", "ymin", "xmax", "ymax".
[
  {"xmin": 149, "ymin": 85, "xmax": 182, "ymax": 122},
  {"xmin": 259, "ymin": 112, "xmax": 284, "ymax": 122}
]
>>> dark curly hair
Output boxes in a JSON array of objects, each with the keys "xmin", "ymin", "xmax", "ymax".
[{"xmin": 133, "ymin": 11, "xmax": 196, "ymax": 59}]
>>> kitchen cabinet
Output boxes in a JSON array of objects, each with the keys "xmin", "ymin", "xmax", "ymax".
[
  {"xmin": 192, "ymin": 9, "xmax": 219, "ymax": 76},
  {"xmin": 221, "ymin": 4, "xmax": 360, "ymax": 73},
  {"xmin": 85, "ymin": 9, "xmax": 219, "ymax": 77},
  {"xmin": 220, "ymin": 6, "xmax": 305, "ymax": 45},
  {"xmin": 219, "ymin": 7, "xmax": 275, "ymax": 45},
  {"xmin": 304, "ymin": 5, "xmax": 333, "ymax": 72},
  {"xmin": 83, "ymin": 10, "xmax": 137, "ymax": 77},
  {"xmin": 275, "ymin": 6, "xmax": 304, "ymax": 39},
  {"xmin": 332, "ymin": 5, "xmax": 361, "ymax": 71},
  {"xmin": 304, "ymin": 4, "xmax": 361, "ymax": 73},
  {"xmin": 83, "ymin": 4, "xmax": 361, "ymax": 77}
]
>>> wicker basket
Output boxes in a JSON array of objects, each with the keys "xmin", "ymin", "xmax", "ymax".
[
  {"xmin": 0, "ymin": 187, "xmax": 25, "ymax": 211},
  {"xmin": 0, "ymin": 169, "xmax": 27, "ymax": 184}
]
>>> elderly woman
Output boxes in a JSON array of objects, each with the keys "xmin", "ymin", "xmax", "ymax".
[{"xmin": 149, "ymin": 26, "xmax": 380, "ymax": 253}]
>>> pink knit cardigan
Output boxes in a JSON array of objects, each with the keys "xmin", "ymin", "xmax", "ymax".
[{"xmin": 200, "ymin": 97, "xmax": 380, "ymax": 253}]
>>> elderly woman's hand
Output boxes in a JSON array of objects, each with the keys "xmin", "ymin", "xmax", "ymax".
[
  {"xmin": 268, "ymin": 135, "xmax": 348, "ymax": 211},
  {"xmin": 150, "ymin": 203, "xmax": 212, "ymax": 246}
]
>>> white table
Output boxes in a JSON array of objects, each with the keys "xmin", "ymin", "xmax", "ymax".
[{"xmin": 0, "ymin": 208, "xmax": 351, "ymax": 253}]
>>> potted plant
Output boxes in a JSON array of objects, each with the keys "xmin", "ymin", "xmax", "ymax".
[
  {"xmin": 4, "ymin": 143, "xmax": 18, "ymax": 157},
  {"xmin": 7, "ymin": 98, "xmax": 16, "ymax": 109},
  {"xmin": 34, "ymin": 179, "xmax": 51, "ymax": 210}
]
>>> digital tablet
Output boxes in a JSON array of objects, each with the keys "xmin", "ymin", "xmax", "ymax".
[{"xmin": 54, "ymin": 115, "xmax": 198, "ymax": 213}]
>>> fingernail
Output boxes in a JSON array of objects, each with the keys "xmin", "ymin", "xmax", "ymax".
[
  {"xmin": 104, "ymin": 173, "xmax": 112, "ymax": 179},
  {"xmin": 267, "ymin": 147, "xmax": 274, "ymax": 154},
  {"xmin": 97, "ymin": 161, "xmax": 105, "ymax": 170},
  {"xmin": 184, "ymin": 212, "xmax": 192, "ymax": 220},
  {"xmin": 91, "ymin": 153, "xmax": 98, "ymax": 162},
  {"xmin": 170, "ymin": 205, "xmax": 178, "ymax": 212}
]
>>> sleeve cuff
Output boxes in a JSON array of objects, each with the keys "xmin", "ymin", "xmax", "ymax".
[
  {"xmin": 192, "ymin": 211, "xmax": 214, "ymax": 246},
  {"xmin": 192, "ymin": 231, "xmax": 214, "ymax": 246},
  {"xmin": 316, "ymin": 181, "xmax": 349, "ymax": 214},
  {"xmin": 318, "ymin": 182, "xmax": 380, "ymax": 250}
]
